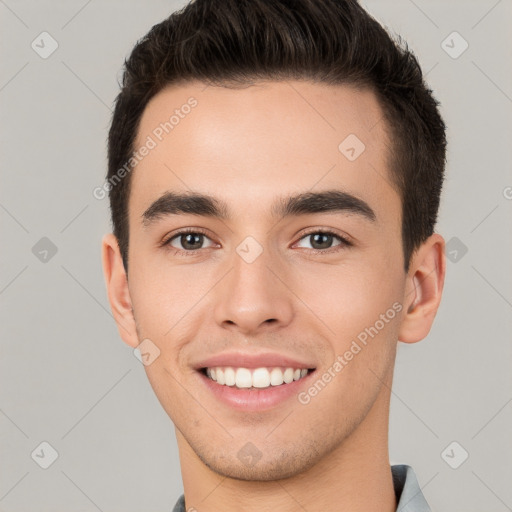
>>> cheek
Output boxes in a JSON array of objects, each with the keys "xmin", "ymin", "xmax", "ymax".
[
  {"xmin": 128, "ymin": 251, "xmax": 204, "ymax": 328},
  {"xmin": 129, "ymin": 273, "xmax": 173, "ymax": 335},
  {"xmin": 291, "ymin": 260, "xmax": 403, "ymax": 401},
  {"xmin": 127, "ymin": 258, "xmax": 220, "ymax": 368},
  {"xmin": 292, "ymin": 258, "xmax": 403, "ymax": 342}
]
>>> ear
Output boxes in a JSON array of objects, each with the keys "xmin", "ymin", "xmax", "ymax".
[
  {"xmin": 101, "ymin": 233, "xmax": 139, "ymax": 348},
  {"xmin": 398, "ymin": 233, "xmax": 446, "ymax": 343}
]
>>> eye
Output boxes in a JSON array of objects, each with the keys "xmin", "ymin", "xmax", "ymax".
[
  {"xmin": 163, "ymin": 228, "xmax": 215, "ymax": 254},
  {"xmin": 294, "ymin": 230, "xmax": 352, "ymax": 253}
]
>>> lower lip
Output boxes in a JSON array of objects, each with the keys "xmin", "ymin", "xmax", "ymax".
[{"xmin": 197, "ymin": 370, "xmax": 316, "ymax": 412}]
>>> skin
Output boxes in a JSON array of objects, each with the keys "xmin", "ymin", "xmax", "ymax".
[{"xmin": 102, "ymin": 80, "xmax": 446, "ymax": 512}]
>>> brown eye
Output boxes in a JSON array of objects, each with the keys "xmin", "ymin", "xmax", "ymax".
[
  {"xmin": 295, "ymin": 230, "xmax": 352, "ymax": 252},
  {"xmin": 179, "ymin": 233, "xmax": 204, "ymax": 250},
  {"xmin": 309, "ymin": 232, "xmax": 335, "ymax": 250},
  {"xmin": 165, "ymin": 230, "xmax": 214, "ymax": 252}
]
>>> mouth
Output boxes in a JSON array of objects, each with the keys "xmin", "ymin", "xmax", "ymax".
[
  {"xmin": 199, "ymin": 366, "xmax": 316, "ymax": 389},
  {"xmin": 192, "ymin": 351, "xmax": 317, "ymax": 411},
  {"xmin": 196, "ymin": 364, "xmax": 317, "ymax": 411}
]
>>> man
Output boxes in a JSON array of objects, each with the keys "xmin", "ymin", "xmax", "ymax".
[{"xmin": 102, "ymin": 0, "xmax": 446, "ymax": 510}]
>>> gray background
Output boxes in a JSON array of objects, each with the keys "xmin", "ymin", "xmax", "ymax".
[{"xmin": 1, "ymin": 0, "xmax": 511, "ymax": 510}]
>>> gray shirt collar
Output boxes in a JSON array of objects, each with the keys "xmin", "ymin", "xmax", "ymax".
[{"xmin": 393, "ymin": 464, "xmax": 431, "ymax": 511}]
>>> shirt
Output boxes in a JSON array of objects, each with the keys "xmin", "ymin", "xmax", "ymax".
[{"xmin": 171, "ymin": 464, "xmax": 430, "ymax": 511}]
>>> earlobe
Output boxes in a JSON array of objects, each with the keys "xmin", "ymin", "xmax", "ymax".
[
  {"xmin": 398, "ymin": 233, "xmax": 446, "ymax": 343},
  {"xmin": 101, "ymin": 233, "xmax": 139, "ymax": 348}
]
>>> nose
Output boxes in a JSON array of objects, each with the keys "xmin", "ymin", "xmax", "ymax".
[{"xmin": 213, "ymin": 245, "xmax": 294, "ymax": 335}]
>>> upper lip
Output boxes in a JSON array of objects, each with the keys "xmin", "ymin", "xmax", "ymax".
[{"xmin": 194, "ymin": 351, "xmax": 316, "ymax": 370}]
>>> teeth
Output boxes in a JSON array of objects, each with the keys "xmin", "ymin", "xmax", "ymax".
[
  {"xmin": 224, "ymin": 367, "xmax": 235, "ymax": 386},
  {"xmin": 252, "ymin": 368, "xmax": 270, "ymax": 388},
  {"xmin": 270, "ymin": 368, "xmax": 284, "ymax": 386},
  {"xmin": 236, "ymin": 368, "xmax": 253, "ymax": 388},
  {"xmin": 204, "ymin": 366, "xmax": 311, "ymax": 389},
  {"xmin": 216, "ymin": 368, "xmax": 225, "ymax": 385},
  {"xmin": 283, "ymin": 368, "xmax": 294, "ymax": 383}
]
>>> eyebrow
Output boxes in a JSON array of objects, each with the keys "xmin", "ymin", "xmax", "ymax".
[{"xmin": 141, "ymin": 189, "xmax": 377, "ymax": 226}]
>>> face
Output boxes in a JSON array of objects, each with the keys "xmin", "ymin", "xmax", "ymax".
[{"xmin": 109, "ymin": 80, "xmax": 420, "ymax": 480}]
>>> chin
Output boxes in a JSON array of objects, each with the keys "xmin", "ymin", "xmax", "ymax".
[{"xmin": 197, "ymin": 444, "xmax": 323, "ymax": 482}]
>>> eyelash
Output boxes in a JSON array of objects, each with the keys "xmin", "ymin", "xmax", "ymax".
[{"xmin": 161, "ymin": 227, "xmax": 353, "ymax": 257}]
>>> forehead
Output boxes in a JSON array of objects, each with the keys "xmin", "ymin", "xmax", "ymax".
[{"xmin": 129, "ymin": 80, "xmax": 399, "ymax": 226}]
